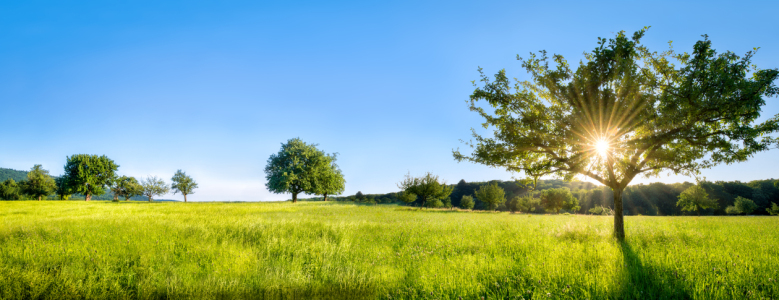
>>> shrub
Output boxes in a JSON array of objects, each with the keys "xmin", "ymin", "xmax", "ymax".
[
  {"xmin": 425, "ymin": 199, "xmax": 443, "ymax": 208},
  {"xmin": 460, "ymin": 195, "xmax": 475, "ymax": 210},
  {"xmin": 734, "ymin": 196, "xmax": 758, "ymax": 215},
  {"xmin": 766, "ymin": 202, "xmax": 779, "ymax": 216},
  {"xmin": 725, "ymin": 206, "xmax": 739, "ymax": 215}
]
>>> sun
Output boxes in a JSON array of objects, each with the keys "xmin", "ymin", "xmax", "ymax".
[{"xmin": 595, "ymin": 139, "xmax": 610, "ymax": 158}]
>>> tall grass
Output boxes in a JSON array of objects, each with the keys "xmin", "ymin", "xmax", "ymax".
[{"xmin": 1, "ymin": 201, "xmax": 777, "ymax": 299}]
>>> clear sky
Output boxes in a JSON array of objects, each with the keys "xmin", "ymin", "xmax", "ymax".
[{"xmin": 1, "ymin": 0, "xmax": 777, "ymax": 201}]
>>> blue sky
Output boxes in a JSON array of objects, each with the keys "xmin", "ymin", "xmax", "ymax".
[{"xmin": 1, "ymin": 0, "xmax": 777, "ymax": 201}]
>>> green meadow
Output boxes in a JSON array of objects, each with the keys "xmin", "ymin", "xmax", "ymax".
[{"xmin": 1, "ymin": 201, "xmax": 778, "ymax": 299}]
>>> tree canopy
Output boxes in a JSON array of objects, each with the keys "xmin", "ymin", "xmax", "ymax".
[
  {"xmin": 171, "ymin": 170, "xmax": 198, "ymax": 202},
  {"xmin": 265, "ymin": 138, "xmax": 334, "ymax": 203},
  {"xmin": 63, "ymin": 154, "xmax": 119, "ymax": 201},
  {"xmin": 677, "ymin": 184, "xmax": 718, "ymax": 215},
  {"xmin": 474, "ymin": 182, "xmax": 506, "ymax": 211},
  {"xmin": 540, "ymin": 188, "xmax": 578, "ymax": 213},
  {"xmin": 23, "ymin": 165, "xmax": 56, "ymax": 201},
  {"xmin": 454, "ymin": 28, "xmax": 779, "ymax": 239},
  {"xmin": 141, "ymin": 176, "xmax": 169, "ymax": 202},
  {"xmin": 397, "ymin": 172, "xmax": 453, "ymax": 207},
  {"xmin": 310, "ymin": 154, "xmax": 345, "ymax": 201},
  {"xmin": 113, "ymin": 176, "xmax": 143, "ymax": 201}
]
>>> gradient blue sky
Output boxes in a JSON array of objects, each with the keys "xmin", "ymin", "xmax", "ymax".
[{"xmin": 1, "ymin": 0, "xmax": 777, "ymax": 201}]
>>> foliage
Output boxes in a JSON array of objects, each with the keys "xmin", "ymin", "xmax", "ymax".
[
  {"xmin": 733, "ymin": 196, "xmax": 758, "ymax": 215},
  {"xmin": 0, "ymin": 168, "xmax": 27, "ymax": 183},
  {"xmin": 114, "ymin": 176, "xmax": 143, "ymax": 201},
  {"xmin": 676, "ymin": 185, "xmax": 719, "ymax": 215},
  {"xmin": 310, "ymin": 154, "xmax": 345, "ymax": 201},
  {"xmin": 589, "ymin": 205, "xmax": 613, "ymax": 215},
  {"xmin": 766, "ymin": 202, "xmax": 779, "ymax": 216},
  {"xmin": 2, "ymin": 201, "xmax": 779, "ymax": 299},
  {"xmin": 540, "ymin": 188, "xmax": 578, "ymax": 213},
  {"xmin": 474, "ymin": 182, "xmax": 505, "ymax": 211},
  {"xmin": 397, "ymin": 172, "xmax": 453, "ymax": 207},
  {"xmin": 0, "ymin": 179, "xmax": 21, "ymax": 200},
  {"xmin": 725, "ymin": 206, "xmax": 739, "ymax": 215},
  {"xmin": 63, "ymin": 154, "xmax": 119, "ymax": 201},
  {"xmin": 442, "ymin": 197, "xmax": 452, "ymax": 209},
  {"xmin": 265, "ymin": 138, "xmax": 333, "ymax": 203},
  {"xmin": 397, "ymin": 191, "xmax": 416, "ymax": 205},
  {"xmin": 460, "ymin": 195, "xmax": 474, "ymax": 210},
  {"xmin": 54, "ymin": 176, "xmax": 73, "ymax": 200},
  {"xmin": 141, "ymin": 176, "xmax": 170, "ymax": 202},
  {"xmin": 455, "ymin": 28, "xmax": 779, "ymax": 239},
  {"xmin": 21, "ymin": 165, "xmax": 57, "ymax": 201},
  {"xmin": 171, "ymin": 170, "xmax": 198, "ymax": 202},
  {"xmin": 425, "ymin": 199, "xmax": 443, "ymax": 208}
]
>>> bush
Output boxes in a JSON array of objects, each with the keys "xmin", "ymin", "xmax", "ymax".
[
  {"xmin": 725, "ymin": 206, "xmax": 739, "ymax": 215},
  {"xmin": 425, "ymin": 199, "xmax": 443, "ymax": 208},
  {"xmin": 766, "ymin": 202, "xmax": 779, "ymax": 216},
  {"xmin": 588, "ymin": 205, "xmax": 612, "ymax": 215},
  {"xmin": 460, "ymin": 195, "xmax": 474, "ymax": 210}
]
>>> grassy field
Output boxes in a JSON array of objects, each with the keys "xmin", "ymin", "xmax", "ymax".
[{"xmin": 1, "ymin": 201, "xmax": 778, "ymax": 299}]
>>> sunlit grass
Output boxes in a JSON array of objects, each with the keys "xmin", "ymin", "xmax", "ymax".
[{"xmin": 1, "ymin": 201, "xmax": 777, "ymax": 299}]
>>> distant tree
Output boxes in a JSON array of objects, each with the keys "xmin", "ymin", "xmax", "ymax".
[
  {"xmin": 114, "ymin": 176, "xmax": 142, "ymax": 201},
  {"xmin": 734, "ymin": 196, "xmax": 758, "ymax": 215},
  {"xmin": 355, "ymin": 191, "xmax": 366, "ymax": 202},
  {"xmin": 454, "ymin": 29, "xmax": 779, "ymax": 239},
  {"xmin": 265, "ymin": 138, "xmax": 332, "ymax": 203},
  {"xmin": 54, "ymin": 176, "xmax": 72, "ymax": 200},
  {"xmin": 540, "ymin": 188, "xmax": 576, "ymax": 213},
  {"xmin": 141, "ymin": 176, "xmax": 170, "ymax": 202},
  {"xmin": 676, "ymin": 185, "xmax": 718, "ymax": 215},
  {"xmin": 171, "ymin": 170, "xmax": 198, "ymax": 202},
  {"xmin": 22, "ymin": 165, "xmax": 56, "ymax": 201},
  {"xmin": 516, "ymin": 195, "xmax": 540, "ymax": 213},
  {"xmin": 474, "ymin": 182, "xmax": 505, "ymax": 211},
  {"xmin": 397, "ymin": 172, "xmax": 453, "ymax": 208},
  {"xmin": 442, "ymin": 197, "xmax": 453, "ymax": 209},
  {"xmin": 311, "ymin": 154, "xmax": 345, "ymax": 201},
  {"xmin": 767, "ymin": 202, "xmax": 779, "ymax": 216},
  {"xmin": 460, "ymin": 195, "xmax": 475, "ymax": 210},
  {"xmin": 426, "ymin": 199, "xmax": 444, "ymax": 208},
  {"xmin": 506, "ymin": 196, "xmax": 521, "ymax": 213},
  {"xmin": 63, "ymin": 154, "xmax": 119, "ymax": 201},
  {"xmin": 0, "ymin": 179, "xmax": 21, "ymax": 200}
]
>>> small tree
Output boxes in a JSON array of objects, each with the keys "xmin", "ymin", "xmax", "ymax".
[
  {"xmin": 474, "ymin": 182, "xmax": 505, "ymax": 211},
  {"xmin": 725, "ymin": 206, "xmax": 740, "ymax": 215},
  {"xmin": 540, "ymin": 188, "xmax": 576, "ymax": 213},
  {"xmin": 517, "ymin": 195, "xmax": 539, "ymax": 213},
  {"xmin": 397, "ymin": 172, "xmax": 453, "ymax": 208},
  {"xmin": 171, "ymin": 170, "xmax": 198, "ymax": 202},
  {"xmin": 442, "ymin": 197, "xmax": 453, "ymax": 209},
  {"xmin": 265, "ymin": 138, "xmax": 332, "ymax": 203},
  {"xmin": 766, "ymin": 202, "xmax": 779, "ymax": 216},
  {"xmin": 23, "ymin": 165, "xmax": 56, "ymax": 201},
  {"xmin": 63, "ymin": 154, "xmax": 119, "ymax": 201},
  {"xmin": 115, "ymin": 176, "xmax": 142, "ymax": 201},
  {"xmin": 460, "ymin": 195, "xmax": 475, "ymax": 210},
  {"xmin": 311, "ymin": 154, "xmax": 345, "ymax": 201},
  {"xmin": 54, "ymin": 176, "xmax": 72, "ymax": 200},
  {"xmin": 141, "ymin": 176, "xmax": 169, "ymax": 202},
  {"xmin": 398, "ymin": 191, "xmax": 417, "ymax": 205},
  {"xmin": 734, "ymin": 196, "xmax": 758, "ymax": 215},
  {"xmin": 676, "ymin": 185, "xmax": 718, "ymax": 215}
]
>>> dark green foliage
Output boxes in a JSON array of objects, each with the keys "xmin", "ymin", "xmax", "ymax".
[
  {"xmin": 474, "ymin": 182, "xmax": 505, "ymax": 211},
  {"xmin": 540, "ymin": 188, "xmax": 578, "ymax": 213},
  {"xmin": 114, "ymin": 176, "xmax": 143, "ymax": 201},
  {"xmin": 0, "ymin": 168, "xmax": 27, "ymax": 182},
  {"xmin": 676, "ymin": 185, "xmax": 718, "ymax": 215},
  {"xmin": 734, "ymin": 196, "xmax": 758, "ymax": 215},
  {"xmin": 0, "ymin": 179, "xmax": 22, "ymax": 200},
  {"xmin": 54, "ymin": 176, "xmax": 73, "ymax": 200},
  {"xmin": 311, "ymin": 154, "xmax": 345, "ymax": 202},
  {"xmin": 397, "ymin": 172, "xmax": 453, "ymax": 207},
  {"xmin": 63, "ymin": 154, "xmax": 119, "ymax": 201},
  {"xmin": 22, "ymin": 165, "xmax": 56, "ymax": 201},
  {"xmin": 767, "ymin": 202, "xmax": 779, "ymax": 216},
  {"xmin": 265, "ymin": 138, "xmax": 334, "ymax": 203}
]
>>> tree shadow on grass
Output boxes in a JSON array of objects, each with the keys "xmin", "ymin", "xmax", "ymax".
[{"xmin": 618, "ymin": 241, "xmax": 689, "ymax": 299}]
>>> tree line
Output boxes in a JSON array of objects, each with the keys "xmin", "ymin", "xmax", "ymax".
[{"xmin": 0, "ymin": 154, "xmax": 198, "ymax": 202}]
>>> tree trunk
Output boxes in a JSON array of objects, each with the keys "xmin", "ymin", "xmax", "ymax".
[
  {"xmin": 85, "ymin": 194, "xmax": 91, "ymax": 201},
  {"xmin": 613, "ymin": 188, "xmax": 625, "ymax": 241},
  {"xmin": 148, "ymin": 194, "xmax": 152, "ymax": 202},
  {"xmin": 323, "ymin": 194, "xmax": 328, "ymax": 201},
  {"xmin": 184, "ymin": 194, "xmax": 187, "ymax": 202},
  {"xmin": 113, "ymin": 194, "xmax": 118, "ymax": 201},
  {"xmin": 292, "ymin": 193, "xmax": 297, "ymax": 203},
  {"xmin": 38, "ymin": 195, "xmax": 42, "ymax": 201}
]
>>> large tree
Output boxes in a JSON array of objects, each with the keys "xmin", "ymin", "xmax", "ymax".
[
  {"xmin": 454, "ymin": 28, "xmax": 779, "ymax": 240},
  {"xmin": 677, "ymin": 184, "xmax": 718, "ymax": 215},
  {"xmin": 171, "ymin": 170, "xmax": 198, "ymax": 202},
  {"xmin": 311, "ymin": 154, "xmax": 345, "ymax": 201},
  {"xmin": 141, "ymin": 176, "xmax": 169, "ymax": 202},
  {"xmin": 397, "ymin": 172, "xmax": 453, "ymax": 208},
  {"xmin": 265, "ymin": 138, "xmax": 332, "ymax": 203},
  {"xmin": 63, "ymin": 154, "xmax": 119, "ymax": 201},
  {"xmin": 23, "ymin": 165, "xmax": 56, "ymax": 201}
]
